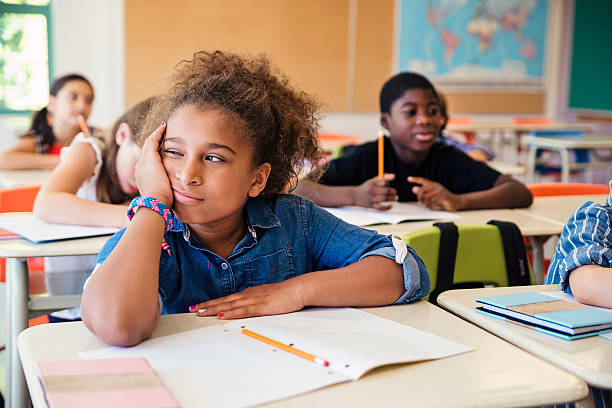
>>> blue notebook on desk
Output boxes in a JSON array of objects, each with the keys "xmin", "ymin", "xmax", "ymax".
[
  {"xmin": 476, "ymin": 292, "xmax": 612, "ymax": 340},
  {"xmin": 0, "ymin": 213, "xmax": 118, "ymax": 243}
]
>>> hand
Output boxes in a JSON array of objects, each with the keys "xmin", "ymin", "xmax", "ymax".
[
  {"xmin": 407, "ymin": 176, "xmax": 463, "ymax": 211},
  {"xmin": 467, "ymin": 149, "xmax": 489, "ymax": 162},
  {"xmin": 189, "ymin": 280, "xmax": 306, "ymax": 319},
  {"xmin": 134, "ymin": 122, "xmax": 173, "ymax": 207},
  {"xmin": 354, "ymin": 173, "xmax": 398, "ymax": 210}
]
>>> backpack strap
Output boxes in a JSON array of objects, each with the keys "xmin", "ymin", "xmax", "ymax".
[
  {"xmin": 430, "ymin": 222, "xmax": 459, "ymax": 305},
  {"xmin": 487, "ymin": 220, "xmax": 531, "ymax": 286}
]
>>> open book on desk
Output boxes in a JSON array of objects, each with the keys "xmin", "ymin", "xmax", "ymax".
[
  {"xmin": 324, "ymin": 202, "xmax": 460, "ymax": 226},
  {"xmin": 80, "ymin": 307, "xmax": 473, "ymax": 408},
  {"xmin": 476, "ymin": 292, "xmax": 612, "ymax": 340},
  {"xmin": 0, "ymin": 213, "xmax": 119, "ymax": 243}
]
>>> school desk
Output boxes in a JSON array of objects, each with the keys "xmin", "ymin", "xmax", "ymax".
[
  {"xmin": 1, "ymin": 233, "xmax": 109, "ymax": 408},
  {"xmin": 523, "ymin": 135, "xmax": 612, "ymax": 183},
  {"xmin": 486, "ymin": 160, "xmax": 526, "ymax": 176},
  {"xmin": 515, "ymin": 194, "xmax": 608, "ymax": 226},
  {"xmin": 17, "ymin": 302, "xmax": 589, "ymax": 407},
  {"xmin": 437, "ymin": 285, "xmax": 612, "ymax": 393},
  {"xmin": 447, "ymin": 122, "xmax": 595, "ymax": 165},
  {"xmin": 372, "ymin": 206, "xmax": 564, "ymax": 285},
  {"xmin": 0, "ymin": 170, "xmax": 51, "ymax": 188}
]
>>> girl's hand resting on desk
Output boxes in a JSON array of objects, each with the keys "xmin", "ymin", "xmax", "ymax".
[
  {"xmin": 135, "ymin": 122, "xmax": 173, "ymax": 206},
  {"xmin": 354, "ymin": 173, "xmax": 398, "ymax": 210},
  {"xmin": 190, "ymin": 279, "xmax": 306, "ymax": 319},
  {"xmin": 408, "ymin": 176, "xmax": 464, "ymax": 211}
]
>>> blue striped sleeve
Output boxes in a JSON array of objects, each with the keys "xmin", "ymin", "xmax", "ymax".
[{"xmin": 545, "ymin": 195, "xmax": 612, "ymax": 294}]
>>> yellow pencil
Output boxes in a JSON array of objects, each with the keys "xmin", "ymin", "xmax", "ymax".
[
  {"xmin": 378, "ymin": 130, "xmax": 384, "ymax": 179},
  {"xmin": 241, "ymin": 328, "xmax": 330, "ymax": 367},
  {"xmin": 77, "ymin": 114, "xmax": 91, "ymax": 138}
]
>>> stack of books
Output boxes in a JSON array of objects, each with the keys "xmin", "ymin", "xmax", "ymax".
[{"xmin": 476, "ymin": 292, "xmax": 612, "ymax": 340}]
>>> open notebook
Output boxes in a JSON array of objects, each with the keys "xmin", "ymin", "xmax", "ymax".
[
  {"xmin": 323, "ymin": 202, "xmax": 460, "ymax": 226},
  {"xmin": 80, "ymin": 307, "xmax": 472, "ymax": 408},
  {"xmin": 0, "ymin": 213, "xmax": 118, "ymax": 243}
]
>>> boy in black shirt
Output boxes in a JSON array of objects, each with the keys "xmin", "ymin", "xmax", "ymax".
[{"xmin": 295, "ymin": 72, "xmax": 532, "ymax": 211}]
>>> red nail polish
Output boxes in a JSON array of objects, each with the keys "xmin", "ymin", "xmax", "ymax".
[
  {"xmin": 189, "ymin": 305, "xmax": 197, "ymax": 312},
  {"xmin": 218, "ymin": 312, "xmax": 225, "ymax": 317},
  {"xmin": 161, "ymin": 121, "xmax": 166, "ymax": 126}
]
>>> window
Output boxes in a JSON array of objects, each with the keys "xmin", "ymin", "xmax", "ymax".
[{"xmin": 0, "ymin": 0, "xmax": 51, "ymax": 113}]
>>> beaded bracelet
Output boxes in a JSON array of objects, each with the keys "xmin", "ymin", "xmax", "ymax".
[{"xmin": 127, "ymin": 196, "xmax": 184, "ymax": 256}]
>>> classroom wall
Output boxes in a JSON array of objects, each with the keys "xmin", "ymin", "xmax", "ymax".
[
  {"xmin": 0, "ymin": 0, "xmax": 581, "ymax": 149},
  {"xmin": 0, "ymin": 0, "xmax": 125, "ymax": 152}
]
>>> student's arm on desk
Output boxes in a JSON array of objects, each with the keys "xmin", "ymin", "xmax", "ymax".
[
  {"xmin": 0, "ymin": 137, "xmax": 60, "ymax": 170},
  {"xmin": 409, "ymin": 174, "xmax": 533, "ymax": 211},
  {"xmin": 193, "ymin": 256, "xmax": 406, "ymax": 319},
  {"xmin": 81, "ymin": 209, "xmax": 163, "ymax": 346},
  {"xmin": 569, "ymin": 264, "xmax": 612, "ymax": 308},
  {"xmin": 294, "ymin": 174, "xmax": 398, "ymax": 210},
  {"xmin": 33, "ymin": 142, "xmax": 128, "ymax": 228}
]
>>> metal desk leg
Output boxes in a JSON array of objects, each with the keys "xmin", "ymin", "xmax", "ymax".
[
  {"xmin": 530, "ymin": 236, "xmax": 545, "ymax": 284},
  {"xmin": 526, "ymin": 144, "xmax": 537, "ymax": 183},
  {"xmin": 560, "ymin": 148, "xmax": 570, "ymax": 183},
  {"xmin": 7, "ymin": 258, "xmax": 30, "ymax": 408}
]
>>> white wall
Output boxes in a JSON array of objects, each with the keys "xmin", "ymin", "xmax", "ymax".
[{"xmin": 0, "ymin": 0, "xmax": 125, "ymax": 152}]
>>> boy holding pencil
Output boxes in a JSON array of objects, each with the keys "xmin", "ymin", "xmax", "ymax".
[{"xmin": 295, "ymin": 72, "xmax": 532, "ymax": 211}]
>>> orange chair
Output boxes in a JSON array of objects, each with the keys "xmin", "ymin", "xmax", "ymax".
[
  {"xmin": 447, "ymin": 116, "xmax": 476, "ymax": 144},
  {"xmin": 527, "ymin": 183, "xmax": 609, "ymax": 197},
  {"xmin": 512, "ymin": 117, "xmax": 552, "ymax": 125},
  {"xmin": 525, "ymin": 182, "xmax": 609, "ymax": 279},
  {"xmin": 0, "ymin": 185, "xmax": 46, "ymax": 294}
]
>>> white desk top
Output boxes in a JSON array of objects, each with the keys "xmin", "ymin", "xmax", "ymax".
[
  {"xmin": 0, "ymin": 235, "xmax": 109, "ymax": 258},
  {"xmin": 0, "ymin": 170, "xmax": 51, "ymax": 188},
  {"xmin": 516, "ymin": 194, "xmax": 608, "ymax": 225},
  {"xmin": 522, "ymin": 135, "xmax": 612, "ymax": 149},
  {"xmin": 438, "ymin": 285, "xmax": 612, "ymax": 389},
  {"xmin": 18, "ymin": 302, "xmax": 588, "ymax": 407},
  {"xmin": 486, "ymin": 160, "xmax": 526, "ymax": 175},
  {"xmin": 447, "ymin": 122, "xmax": 595, "ymax": 133},
  {"xmin": 370, "ymin": 207, "xmax": 565, "ymax": 237}
]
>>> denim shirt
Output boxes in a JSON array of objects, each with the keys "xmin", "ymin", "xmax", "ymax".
[
  {"xmin": 545, "ymin": 194, "xmax": 612, "ymax": 294},
  {"xmin": 96, "ymin": 194, "xmax": 430, "ymax": 314}
]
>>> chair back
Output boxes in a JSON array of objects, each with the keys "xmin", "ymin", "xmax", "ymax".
[
  {"xmin": 513, "ymin": 117, "xmax": 552, "ymax": 125},
  {"xmin": 447, "ymin": 116, "xmax": 472, "ymax": 125},
  {"xmin": 528, "ymin": 182, "xmax": 609, "ymax": 197},
  {"xmin": 0, "ymin": 184, "xmax": 41, "ymax": 212},
  {"xmin": 403, "ymin": 224, "xmax": 532, "ymax": 301}
]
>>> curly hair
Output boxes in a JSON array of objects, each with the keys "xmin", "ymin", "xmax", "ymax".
[{"xmin": 138, "ymin": 50, "xmax": 324, "ymax": 196}]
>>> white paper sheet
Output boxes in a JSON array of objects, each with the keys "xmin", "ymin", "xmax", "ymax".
[
  {"xmin": 0, "ymin": 214, "xmax": 118, "ymax": 243},
  {"xmin": 324, "ymin": 202, "xmax": 460, "ymax": 226},
  {"xmin": 80, "ymin": 308, "xmax": 472, "ymax": 408}
]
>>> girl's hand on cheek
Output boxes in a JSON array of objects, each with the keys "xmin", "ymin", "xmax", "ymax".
[
  {"xmin": 189, "ymin": 280, "xmax": 306, "ymax": 319},
  {"xmin": 135, "ymin": 122, "xmax": 173, "ymax": 207}
]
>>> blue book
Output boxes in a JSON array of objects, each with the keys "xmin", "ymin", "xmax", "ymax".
[{"xmin": 476, "ymin": 292, "xmax": 612, "ymax": 338}]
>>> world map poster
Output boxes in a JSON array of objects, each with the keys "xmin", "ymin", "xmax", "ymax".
[{"xmin": 398, "ymin": 0, "xmax": 548, "ymax": 88}]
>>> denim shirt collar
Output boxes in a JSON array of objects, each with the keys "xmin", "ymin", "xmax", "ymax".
[{"xmin": 179, "ymin": 197, "xmax": 281, "ymax": 257}]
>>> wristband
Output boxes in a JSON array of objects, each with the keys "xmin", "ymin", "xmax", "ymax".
[
  {"xmin": 127, "ymin": 196, "xmax": 183, "ymax": 232},
  {"xmin": 127, "ymin": 196, "xmax": 184, "ymax": 257}
]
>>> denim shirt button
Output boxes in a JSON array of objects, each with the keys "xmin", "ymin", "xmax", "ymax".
[{"xmin": 221, "ymin": 263, "xmax": 229, "ymax": 270}]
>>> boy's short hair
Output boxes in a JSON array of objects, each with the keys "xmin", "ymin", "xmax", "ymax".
[{"xmin": 379, "ymin": 72, "xmax": 439, "ymax": 114}]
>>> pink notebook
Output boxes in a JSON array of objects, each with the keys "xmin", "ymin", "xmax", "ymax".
[{"xmin": 37, "ymin": 357, "xmax": 180, "ymax": 408}]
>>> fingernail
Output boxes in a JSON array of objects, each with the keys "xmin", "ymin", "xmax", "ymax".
[
  {"xmin": 161, "ymin": 121, "xmax": 166, "ymax": 126},
  {"xmin": 198, "ymin": 307, "xmax": 206, "ymax": 313},
  {"xmin": 217, "ymin": 312, "xmax": 224, "ymax": 318},
  {"xmin": 189, "ymin": 305, "xmax": 197, "ymax": 312}
]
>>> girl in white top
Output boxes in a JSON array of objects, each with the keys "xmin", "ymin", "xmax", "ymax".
[{"xmin": 33, "ymin": 97, "xmax": 154, "ymax": 320}]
